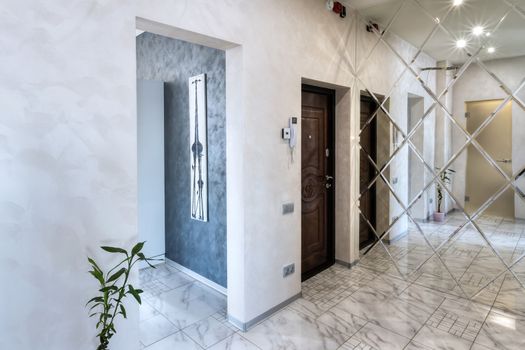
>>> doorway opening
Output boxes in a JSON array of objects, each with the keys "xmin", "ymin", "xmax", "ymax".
[
  {"xmin": 465, "ymin": 99, "xmax": 514, "ymax": 218},
  {"xmin": 301, "ymin": 84, "xmax": 336, "ymax": 281},
  {"xmin": 359, "ymin": 93, "xmax": 379, "ymax": 250}
]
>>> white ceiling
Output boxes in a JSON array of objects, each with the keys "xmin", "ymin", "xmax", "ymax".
[{"xmin": 344, "ymin": 0, "xmax": 525, "ymax": 64}]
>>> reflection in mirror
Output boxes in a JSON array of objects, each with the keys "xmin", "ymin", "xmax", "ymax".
[{"xmin": 355, "ymin": 0, "xmax": 525, "ymax": 316}]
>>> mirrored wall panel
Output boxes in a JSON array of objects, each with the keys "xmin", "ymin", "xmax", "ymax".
[{"xmin": 355, "ymin": 0, "xmax": 525, "ymax": 310}]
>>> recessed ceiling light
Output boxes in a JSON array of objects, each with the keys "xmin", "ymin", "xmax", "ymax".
[
  {"xmin": 486, "ymin": 32, "xmax": 491, "ymax": 36},
  {"xmin": 456, "ymin": 39, "xmax": 467, "ymax": 48},
  {"xmin": 488, "ymin": 47, "xmax": 495, "ymax": 53},
  {"xmin": 453, "ymin": 0, "xmax": 463, "ymax": 6},
  {"xmin": 472, "ymin": 26, "xmax": 484, "ymax": 36}
]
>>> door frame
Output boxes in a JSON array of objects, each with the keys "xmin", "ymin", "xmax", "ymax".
[
  {"xmin": 359, "ymin": 93, "xmax": 378, "ymax": 250},
  {"xmin": 301, "ymin": 83, "xmax": 336, "ymax": 281}
]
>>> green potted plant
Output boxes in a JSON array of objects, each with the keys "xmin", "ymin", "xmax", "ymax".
[
  {"xmin": 434, "ymin": 168, "xmax": 455, "ymax": 222},
  {"xmin": 86, "ymin": 242, "xmax": 155, "ymax": 350}
]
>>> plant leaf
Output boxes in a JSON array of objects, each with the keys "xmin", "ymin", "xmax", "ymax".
[
  {"xmin": 100, "ymin": 285, "xmax": 118, "ymax": 293},
  {"xmin": 128, "ymin": 285, "xmax": 142, "ymax": 304},
  {"xmin": 137, "ymin": 253, "xmax": 156, "ymax": 268},
  {"xmin": 131, "ymin": 242, "xmax": 145, "ymax": 256},
  {"xmin": 119, "ymin": 304, "xmax": 127, "ymax": 319},
  {"xmin": 88, "ymin": 257, "xmax": 102, "ymax": 270},
  {"xmin": 107, "ymin": 268, "xmax": 126, "ymax": 283},
  {"xmin": 86, "ymin": 296, "xmax": 104, "ymax": 306},
  {"xmin": 89, "ymin": 270, "xmax": 105, "ymax": 285},
  {"xmin": 100, "ymin": 246, "xmax": 128, "ymax": 255}
]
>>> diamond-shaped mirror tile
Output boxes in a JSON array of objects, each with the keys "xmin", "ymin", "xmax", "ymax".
[
  {"xmin": 407, "ymin": 180, "xmax": 470, "ymax": 249},
  {"xmin": 472, "ymin": 186, "xmax": 524, "ymax": 262},
  {"xmin": 355, "ymin": 0, "xmax": 525, "ymax": 310}
]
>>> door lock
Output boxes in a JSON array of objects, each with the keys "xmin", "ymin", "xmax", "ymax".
[{"xmin": 326, "ymin": 183, "xmax": 332, "ymax": 189}]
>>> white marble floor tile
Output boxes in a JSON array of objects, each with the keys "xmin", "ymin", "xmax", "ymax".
[
  {"xmin": 157, "ymin": 271, "xmax": 194, "ymax": 290},
  {"xmin": 334, "ymin": 289, "xmax": 433, "ymax": 338},
  {"xmin": 144, "ymin": 331, "xmax": 202, "ymax": 350},
  {"xmin": 475, "ymin": 308, "xmax": 525, "ymax": 350},
  {"xmin": 404, "ymin": 341, "xmax": 434, "ymax": 350},
  {"xmin": 413, "ymin": 325, "xmax": 473, "ymax": 350},
  {"xmin": 140, "ymin": 314, "xmax": 178, "ymax": 347},
  {"xmin": 243, "ymin": 308, "xmax": 347, "ymax": 350},
  {"xmin": 287, "ymin": 298, "xmax": 328, "ymax": 318},
  {"xmin": 183, "ymin": 316, "xmax": 236, "ymax": 348},
  {"xmin": 340, "ymin": 323, "xmax": 410, "ymax": 350},
  {"xmin": 316, "ymin": 308, "xmax": 367, "ymax": 338},
  {"xmin": 140, "ymin": 302, "xmax": 160, "ymax": 322},
  {"xmin": 153, "ymin": 293, "xmax": 224, "ymax": 329},
  {"xmin": 207, "ymin": 333, "xmax": 261, "ymax": 350}
]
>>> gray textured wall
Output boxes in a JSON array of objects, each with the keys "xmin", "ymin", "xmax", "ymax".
[{"xmin": 137, "ymin": 32, "xmax": 227, "ymax": 287}]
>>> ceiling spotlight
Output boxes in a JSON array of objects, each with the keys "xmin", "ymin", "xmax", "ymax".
[
  {"xmin": 472, "ymin": 26, "xmax": 484, "ymax": 36},
  {"xmin": 456, "ymin": 39, "xmax": 467, "ymax": 48},
  {"xmin": 488, "ymin": 47, "xmax": 495, "ymax": 53},
  {"xmin": 453, "ymin": 0, "xmax": 463, "ymax": 6}
]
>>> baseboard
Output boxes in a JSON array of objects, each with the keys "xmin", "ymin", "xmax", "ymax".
[
  {"xmin": 335, "ymin": 259, "xmax": 359, "ymax": 268},
  {"xmin": 165, "ymin": 258, "xmax": 227, "ymax": 296},
  {"xmin": 228, "ymin": 292, "xmax": 302, "ymax": 332}
]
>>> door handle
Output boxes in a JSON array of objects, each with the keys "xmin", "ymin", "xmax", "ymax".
[
  {"xmin": 326, "ymin": 175, "xmax": 334, "ymax": 181},
  {"xmin": 496, "ymin": 159, "xmax": 512, "ymax": 164}
]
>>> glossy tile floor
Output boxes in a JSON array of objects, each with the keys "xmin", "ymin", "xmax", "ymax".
[{"xmin": 140, "ymin": 214, "xmax": 525, "ymax": 349}]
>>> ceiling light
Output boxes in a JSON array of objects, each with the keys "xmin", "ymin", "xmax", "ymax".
[
  {"xmin": 472, "ymin": 26, "xmax": 484, "ymax": 36},
  {"xmin": 456, "ymin": 39, "xmax": 467, "ymax": 48},
  {"xmin": 486, "ymin": 32, "xmax": 491, "ymax": 36},
  {"xmin": 453, "ymin": 0, "xmax": 463, "ymax": 6},
  {"xmin": 488, "ymin": 47, "xmax": 495, "ymax": 53}
]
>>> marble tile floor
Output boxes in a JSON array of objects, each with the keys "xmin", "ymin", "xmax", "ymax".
[
  {"xmin": 140, "ymin": 262, "xmax": 525, "ymax": 349},
  {"xmin": 140, "ymin": 212, "xmax": 525, "ymax": 350}
]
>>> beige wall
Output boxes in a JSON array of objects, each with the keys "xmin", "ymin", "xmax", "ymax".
[{"xmin": 452, "ymin": 56, "xmax": 525, "ymax": 219}]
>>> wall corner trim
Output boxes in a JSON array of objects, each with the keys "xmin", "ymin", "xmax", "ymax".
[
  {"xmin": 165, "ymin": 258, "xmax": 227, "ymax": 295},
  {"xmin": 227, "ymin": 292, "xmax": 302, "ymax": 332}
]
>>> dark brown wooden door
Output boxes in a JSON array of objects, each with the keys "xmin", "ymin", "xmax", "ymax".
[
  {"xmin": 301, "ymin": 86, "xmax": 335, "ymax": 281},
  {"xmin": 359, "ymin": 96, "xmax": 377, "ymax": 249}
]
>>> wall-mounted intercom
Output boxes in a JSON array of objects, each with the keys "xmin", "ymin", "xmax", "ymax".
[
  {"xmin": 282, "ymin": 117, "xmax": 297, "ymax": 148},
  {"xmin": 282, "ymin": 117, "xmax": 298, "ymax": 162}
]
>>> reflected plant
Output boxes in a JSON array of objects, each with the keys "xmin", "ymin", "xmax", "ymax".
[
  {"xmin": 86, "ymin": 242, "xmax": 155, "ymax": 350},
  {"xmin": 436, "ymin": 168, "xmax": 456, "ymax": 213}
]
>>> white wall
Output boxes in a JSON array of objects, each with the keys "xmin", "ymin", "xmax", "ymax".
[
  {"xmin": 137, "ymin": 0, "xmax": 437, "ymax": 324},
  {"xmin": 137, "ymin": 79, "xmax": 165, "ymax": 265},
  {"xmin": 0, "ymin": 0, "xmax": 438, "ymax": 348},
  {"xmin": 0, "ymin": 1, "xmax": 138, "ymax": 349},
  {"xmin": 452, "ymin": 56, "xmax": 525, "ymax": 218}
]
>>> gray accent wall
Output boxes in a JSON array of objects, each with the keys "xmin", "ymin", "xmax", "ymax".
[{"xmin": 137, "ymin": 32, "xmax": 227, "ymax": 287}]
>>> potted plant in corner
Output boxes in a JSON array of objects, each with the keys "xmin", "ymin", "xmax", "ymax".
[
  {"xmin": 434, "ymin": 168, "xmax": 455, "ymax": 222},
  {"xmin": 86, "ymin": 242, "xmax": 156, "ymax": 350}
]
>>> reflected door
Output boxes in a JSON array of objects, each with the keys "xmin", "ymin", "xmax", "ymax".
[
  {"xmin": 301, "ymin": 86, "xmax": 335, "ymax": 281},
  {"xmin": 465, "ymin": 100, "xmax": 514, "ymax": 218},
  {"xmin": 359, "ymin": 95, "xmax": 378, "ymax": 249}
]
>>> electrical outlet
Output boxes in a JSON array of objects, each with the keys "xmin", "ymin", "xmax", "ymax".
[
  {"xmin": 282, "ymin": 202, "xmax": 294, "ymax": 215},
  {"xmin": 283, "ymin": 263, "xmax": 295, "ymax": 277}
]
